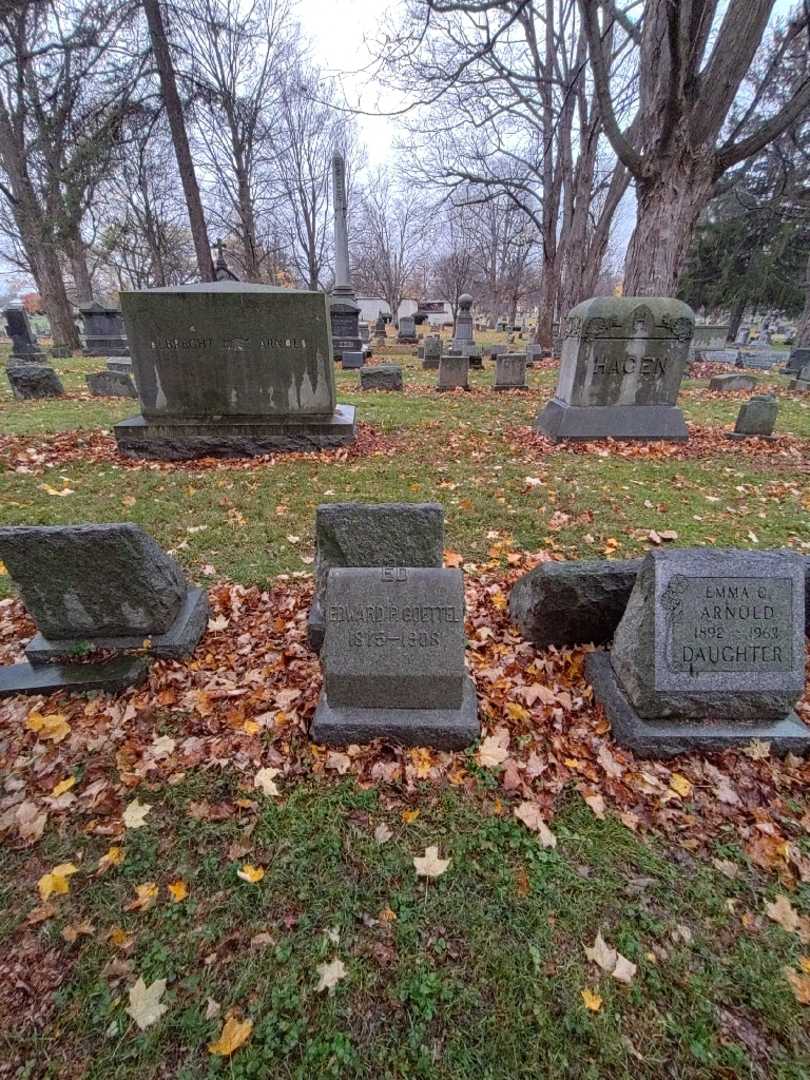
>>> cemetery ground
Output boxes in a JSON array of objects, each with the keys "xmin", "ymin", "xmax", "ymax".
[{"xmin": 1, "ymin": 338, "xmax": 809, "ymax": 1078}]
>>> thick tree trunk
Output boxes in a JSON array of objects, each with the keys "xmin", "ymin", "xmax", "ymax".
[
  {"xmin": 143, "ymin": 0, "xmax": 214, "ymax": 282},
  {"xmin": 36, "ymin": 243, "xmax": 80, "ymax": 349},
  {"xmin": 727, "ymin": 296, "xmax": 746, "ymax": 343},
  {"xmin": 65, "ymin": 234, "xmax": 93, "ymax": 303},
  {"xmin": 623, "ymin": 163, "xmax": 715, "ymax": 296},
  {"xmin": 796, "ymin": 251, "xmax": 810, "ymax": 348},
  {"xmin": 536, "ymin": 258, "xmax": 556, "ymax": 347}
]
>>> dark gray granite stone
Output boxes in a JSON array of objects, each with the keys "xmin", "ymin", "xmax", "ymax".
[
  {"xmin": 106, "ymin": 357, "xmax": 133, "ymax": 374},
  {"xmin": 0, "ymin": 523, "xmax": 188, "ymax": 639},
  {"xmin": 509, "ymin": 558, "xmax": 642, "ymax": 649},
  {"xmin": 309, "ymin": 501, "xmax": 444, "ymax": 650},
  {"xmin": 79, "ymin": 300, "xmax": 129, "ymax": 356},
  {"xmin": 7, "ymin": 364, "xmax": 65, "ymax": 400},
  {"xmin": 729, "ymin": 394, "xmax": 778, "ymax": 438},
  {"xmin": 610, "ymin": 548, "xmax": 805, "ymax": 725},
  {"xmin": 311, "ymin": 566, "xmax": 479, "ymax": 748},
  {"xmin": 0, "ymin": 655, "xmax": 150, "ymax": 698},
  {"xmin": 535, "ymin": 296, "xmax": 693, "ymax": 441},
  {"xmin": 784, "ymin": 346, "xmax": 810, "ymax": 374},
  {"xmin": 3, "ymin": 304, "xmax": 45, "ymax": 361},
  {"xmin": 494, "ymin": 354, "xmax": 528, "ymax": 390},
  {"xmin": 360, "ymin": 364, "xmax": 403, "ymax": 391},
  {"xmin": 341, "ymin": 350, "xmax": 364, "ymax": 370},
  {"xmin": 85, "ymin": 370, "xmax": 137, "ymax": 398},
  {"xmin": 709, "ymin": 373, "xmax": 759, "ymax": 392},
  {"xmin": 586, "ymin": 652, "xmax": 809, "ymax": 758},
  {"xmin": 437, "ymin": 355, "xmax": 469, "ymax": 391},
  {"xmin": 397, "ymin": 315, "xmax": 417, "ymax": 343}
]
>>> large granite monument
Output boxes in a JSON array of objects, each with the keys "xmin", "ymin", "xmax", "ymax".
[
  {"xmin": 448, "ymin": 294, "xmax": 482, "ymax": 366},
  {"xmin": 329, "ymin": 152, "xmax": 362, "ymax": 359},
  {"xmin": 586, "ymin": 548, "xmax": 809, "ymax": 756},
  {"xmin": 114, "ymin": 281, "xmax": 356, "ymax": 459},
  {"xmin": 534, "ymin": 297, "xmax": 694, "ymax": 441},
  {"xmin": 311, "ymin": 567, "xmax": 479, "ymax": 749},
  {"xmin": 78, "ymin": 300, "xmax": 129, "ymax": 356}
]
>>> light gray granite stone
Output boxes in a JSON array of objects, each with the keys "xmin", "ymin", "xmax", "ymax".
[
  {"xmin": 85, "ymin": 370, "xmax": 137, "ymax": 398},
  {"xmin": 729, "ymin": 395, "xmax": 778, "ymax": 438},
  {"xmin": 493, "ymin": 354, "xmax": 528, "ymax": 390},
  {"xmin": 437, "ymin": 354, "xmax": 469, "ymax": 391},
  {"xmin": 709, "ymin": 373, "xmax": 758, "ymax": 392}
]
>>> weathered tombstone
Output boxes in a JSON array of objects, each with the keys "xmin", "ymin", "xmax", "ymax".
[
  {"xmin": 373, "ymin": 313, "xmax": 387, "ymax": 341},
  {"xmin": 311, "ymin": 567, "xmax": 479, "ymax": 749},
  {"xmin": 792, "ymin": 362, "xmax": 810, "ymax": 392},
  {"xmin": 727, "ymin": 395, "xmax": 778, "ymax": 439},
  {"xmin": 85, "ymin": 370, "xmax": 137, "ymax": 398},
  {"xmin": 525, "ymin": 343, "xmax": 546, "ymax": 367},
  {"xmin": 329, "ymin": 152, "xmax": 362, "ymax": 358},
  {"xmin": 107, "ymin": 357, "xmax": 134, "ymax": 375},
  {"xmin": 451, "ymin": 294, "xmax": 476, "ymax": 352},
  {"xmin": 114, "ymin": 281, "xmax": 355, "ymax": 459},
  {"xmin": 534, "ymin": 296, "xmax": 693, "ymax": 441},
  {"xmin": 78, "ymin": 300, "xmax": 129, "ymax": 356},
  {"xmin": 586, "ymin": 548, "xmax": 809, "ymax": 756},
  {"xmin": 309, "ymin": 501, "xmax": 444, "ymax": 651},
  {"xmin": 397, "ymin": 315, "xmax": 417, "ymax": 343},
  {"xmin": 0, "ymin": 523, "xmax": 208, "ymax": 696},
  {"xmin": 735, "ymin": 326, "xmax": 751, "ymax": 345},
  {"xmin": 341, "ymin": 350, "xmax": 364, "ymax": 370},
  {"xmin": 690, "ymin": 325, "xmax": 730, "ymax": 357},
  {"xmin": 488, "ymin": 344, "xmax": 507, "ymax": 359},
  {"xmin": 783, "ymin": 346, "xmax": 810, "ymax": 375},
  {"xmin": 3, "ymin": 304, "xmax": 45, "ymax": 362},
  {"xmin": 493, "ymin": 354, "xmax": 528, "ymax": 390},
  {"xmin": 359, "ymin": 321, "xmax": 370, "ymax": 343},
  {"xmin": 7, "ymin": 364, "xmax": 64, "ymax": 400},
  {"xmin": 709, "ymin": 372, "xmax": 758, "ymax": 392},
  {"xmin": 422, "ymin": 335, "xmax": 442, "ymax": 369},
  {"xmin": 360, "ymin": 364, "xmax": 403, "ymax": 391},
  {"xmin": 437, "ymin": 354, "xmax": 469, "ymax": 391}
]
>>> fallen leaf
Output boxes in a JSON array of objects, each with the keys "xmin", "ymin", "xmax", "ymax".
[
  {"xmin": 126, "ymin": 977, "xmax": 168, "ymax": 1031},
  {"xmin": 581, "ymin": 988, "xmax": 603, "ymax": 1012},
  {"xmin": 612, "ymin": 953, "xmax": 637, "ymax": 984},
  {"xmin": 669, "ymin": 773, "xmax": 692, "ymax": 798},
  {"xmin": 38, "ymin": 862, "xmax": 78, "ymax": 901},
  {"xmin": 148, "ymin": 735, "xmax": 176, "ymax": 759},
  {"xmin": 413, "ymin": 845, "xmax": 450, "ymax": 878},
  {"xmin": 742, "ymin": 740, "xmax": 771, "ymax": 760},
  {"xmin": 126, "ymin": 882, "xmax": 158, "ymax": 912},
  {"xmin": 316, "ymin": 957, "xmax": 347, "ymax": 993},
  {"xmin": 208, "ymin": 1016, "xmax": 253, "ymax": 1056},
  {"xmin": 237, "ymin": 863, "xmax": 265, "ymax": 884},
  {"xmin": 765, "ymin": 894, "xmax": 801, "ymax": 935},
  {"xmin": 402, "ymin": 809, "xmax": 420, "ymax": 824},
  {"xmin": 477, "ymin": 730, "xmax": 510, "ymax": 768},
  {"xmin": 26, "ymin": 710, "xmax": 70, "ymax": 743},
  {"xmin": 122, "ymin": 799, "xmax": 151, "ymax": 830},
  {"xmin": 514, "ymin": 802, "xmax": 557, "ymax": 848},
  {"xmin": 62, "ymin": 919, "xmax": 94, "ymax": 943},
  {"xmin": 168, "ymin": 880, "xmax": 188, "ymax": 903},
  {"xmin": 374, "ymin": 822, "xmax": 393, "ymax": 844},
  {"xmin": 582, "ymin": 792, "xmax": 606, "ymax": 820},
  {"xmin": 51, "ymin": 776, "xmax": 76, "ymax": 797},
  {"xmin": 97, "ymin": 846, "xmax": 124, "ymax": 874},
  {"xmin": 585, "ymin": 931, "xmax": 617, "ymax": 973},
  {"xmin": 784, "ymin": 967, "xmax": 810, "ymax": 1005}
]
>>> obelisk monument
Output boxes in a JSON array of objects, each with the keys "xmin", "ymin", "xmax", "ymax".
[{"xmin": 329, "ymin": 151, "xmax": 362, "ymax": 360}]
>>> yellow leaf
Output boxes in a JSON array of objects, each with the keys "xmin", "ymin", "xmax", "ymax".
[
  {"xmin": 97, "ymin": 846, "xmax": 125, "ymax": 874},
  {"xmin": 168, "ymin": 880, "xmax": 188, "ymax": 903},
  {"xmin": 784, "ymin": 967, "xmax": 810, "ymax": 1005},
  {"xmin": 51, "ymin": 776, "xmax": 76, "ymax": 797},
  {"xmin": 401, "ymin": 809, "xmax": 420, "ymax": 824},
  {"xmin": 505, "ymin": 702, "xmax": 531, "ymax": 723},
  {"xmin": 670, "ymin": 773, "xmax": 692, "ymax": 798},
  {"xmin": 26, "ymin": 710, "xmax": 70, "ymax": 743},
  {"xmin": 0, "ymin": 560, "xmax": 6, "ymax": 575},
  {"xmin": 123, "ymin": 799, "xmax": 152, "ymax": 830},
  {"xmin": 208, "ymin": 1016, "xmax": 253, "ymax": 1056},
  {"xmin": 126, "ymin": 881, "xmax": 158, "ymax": 911},
  {"xmin": 581, "ymin": 988, "xmax": 603, "ymax": 1012},
  {"xmin": 242, "ymin": 719, "xmax": 260, "ymax": 735},
  {"xmin": 37, "ymin": 862, "xmax": 78, "ymax": 901},
  {"xmin": 413, "ymin": 845, "xmax": 450, "ymax": 878},
  {"xmin": 237, "ymin": 863, "xmax": 265, "ymax": 883}
]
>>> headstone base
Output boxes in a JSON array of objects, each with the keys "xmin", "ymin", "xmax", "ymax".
[
  {"xmin": 422, "ymin": 358, "xmax": 440, "ymax": 370},
  {"xmin": 724, "ymin": 432, "xmax": 777, "ymax": 442},
  {"xmin": 586, "ymin": 652, "xmax": 810, "ymax": 758},
  {"xmin": 535, "ymin": 398, "xmax": 688, "ymax": 441},
  {"xmin": 311, "ymin": 674, "xmax": 480, "ymax": 750},
  {"xmin": 106, "ymin": 357, "xmax": 133, "ymax": 374},
  {"xmin": 24, "ymin": 586, "xmax": 209, "ymax": 663},
  {"xmin": 494, "ymin": 381, "xmax": 529, "ymax": 391},
  {"xmin": 114, "ymin": 406, "xmax": 356, "ymax": 459},
  {"xmin": 0, "ymin": 656, "xmax": 149, "ymax": 698}
]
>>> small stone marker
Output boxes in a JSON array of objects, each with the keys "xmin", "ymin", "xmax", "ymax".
[
  {"xmin": 422, "ymin": 335, "xmax": 442, "ymax": 369},
  {"xmin": 728, "ymin": 394, "xmax": 778, "ymax": 439},
  {"xmin": 360, "ymin": 364, "xmax": 403, "ymax": 391},
  {"xmin": 85, "ymin": 370, "xmax": 138, "ymax": 398},
  {"xmin": 311, "ymin": 567, "xmax": 479, "ymax": 749},
  {"xmin": 783, "ymin": 346, "xmax": 809, "ymax": 375},
  {"xmin": 526, "ymin": 343, "xmax": 546, "ymax": 365},
  {"xmin": 493, "ymin": 354, "xmax": 528, "ymax": 390},
  {"xmin": 587, "ymin": 548, "xmax": 809, "ymax": 756},
  {"xmin": 309, "ymin": 501, "xmax": 444, "ymax": 650},
  {"xmin": 397, "ymin": 315, "xmax": 417, "ymax": 343},
  {"xmin": 792, "ymin": 362, "xmax": 810, "ymax": 392},
  {"xmin": 7, "ymin": 365, "xmax": 64, "ymax": 400},
  {"xmin": 709, "ymin": 373, "xmax": 758, "ymax": 392},
  {"xmin": 341, "ymin": 350, "xmax": 364, "ymax": 370},
  {"xmin": 78, "ymin": 300, "xmax": 129, "ymax": 356},
  {"xmin": 0, "ymin": 524, "xmax": 208, "ymax": 664},
  {"xmin": 534, "ymin": 296, "xmax": 693, "ymax": 441},
  {"xmin": 437, "ymin": 355, "xmax": 469, "ymax": 391}
]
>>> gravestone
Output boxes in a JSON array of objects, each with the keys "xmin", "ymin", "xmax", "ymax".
[
  {"xmin": 78, "ymin": 300, "xmax": 129, "ymax": 356},
  {"xmin": 341, "ymin": 350, "xmax": 363, "ymax": 370},
  {"xmin": 114, "ymin": 281, "xmax": 355, "ymax": 459},
  {"xmin": 107, "ymin": 357, "xmax": 134, "ymax": 375},
  {"xmin": 359, "ymin": 322, "xmax": 370, "ymax": 343},
  {"xmin": 422, "ymin": 335, "xmax": 442, "ymax": 369},
  {"xmin": 329, "ymin": 152, "xmax": 362, "ymax": 357},
  {"xmin": 534, "ymin": 296, "xmax": 693, "ymax": 441},
  {"xmin": 586, "ymin": 548, "xmax": 809, "ymax": 756},
  {"xmin": 488, "ymin": 345, "xmax": 507, "ymax": 359},
  {"xmin": 85, "ymin": 370, "xmax": 137, "ymax": 398},
  {"xmin": 311, "ymin": 567, "xmax": 479, "ymax": 749},
  {"xmin": 0, "ymin": 524, "xmax": 209, "ymax": 662},
  {"xmin": 373, "ymin": 313, "xmax": 387, "ymax": 341},
  {"xmin": 526, "ymin": 343, "xmax": 546, "ymax": 366},
  {"xmin": 7, "ymin": 364, "xmax": 64, "ymax": 400},
  {"xmin": 735, "ymin": 326, "xmax": 751, "ymax": 345},
  {"xmin": 308, "ymin": 501, "xmax": 444, "ymax": 650},
  {"xmin": 3, "ymin": 304, "xmax": 45, "ymax": 362},
  {"xmin": 493, "ymin": 354, "xmax": 528, "ymax": 390},
  {"xmin": 709, "ymin": 373, "xmax": 758, "ymax": 392},
  {"xmin": 360, "ymin": 364, "xmax": 402, "ymax": 391},
  {"xmin": 690, "ymin": 325, "xmax": 730, "ymax": 356},
  {"xmin": 449, "ymin": 295, "xmax": 482, "ymax": 366},
  {"xmin": 792, "ymin": 362, "xmax": 810, "ymax": 392},
  {"xmin": 437, "ymin": 355, "xmax": 469, "ymax": 391},
  {"xmin": 728, "ymin": 395, "xmax": 778, "ymax": 439},
  {"xmin": 397, "ymin": 315, "xmax": 417, "ymax": 343},
  {"xmin": 783, "ymin": 346, "xmax": 810, "ymax": 375}
]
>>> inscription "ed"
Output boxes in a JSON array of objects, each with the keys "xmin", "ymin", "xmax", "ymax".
[{"xmin": 381, "ymin": 568, "xmax": 407, "ymax": 581}]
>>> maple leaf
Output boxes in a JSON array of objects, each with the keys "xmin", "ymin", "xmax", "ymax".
[
  {"xmin": 521, "ymin": 683, "xmax": 557, "ymax": 706},
  {"xmin": 97, "ymin": 846, "xmax": 125, "ymax": 874},
  {"xmin": 374, "ymin": 822, "xmax": 393, "ymax": 844},
  {"xmin": 585, "ymin": 932, "xmax": 636, "ymax": 984},
  {"xmin": 254, "ymin": 767, "xmax": 281, "ymax": 797},
  {"xmin": 126, "ymin": 977, "xmax": 168, "ymax": 1031},
  {"xmin": 208, "ymin": 1016, "xmax": 253, "ymax": 1056},
  {"xmin": 765, "ymin": 894, "xmax": 802, "ymax": 935},
  {"xmin": 51, "ymin": 776, "xmax": 76, "ymax": 797},
  {"xmin": 784, "ymin": 967, "xmax": 810, "ymax": 1005},
  {"xmin": 477, "ymin": 729, "xmax": 510, "ymax": 768},
  {"xmin": 402, "ymin": 809, "xmax": 420, "ymax": 824},
  {"xmin": 597, "ymin": 745, "xmax": 624, "ymax": 780},
  {"xmin": 15, "ymin": 800, "xmax": 47, "ymax": 845},
  {"xmin": 38, "ymin": 862, "xmax": 78, "ymax": 901},
  {"xmin": 742, "ymin": 740, "xmax": 771, "ymax": 760},
  {"xmin": 444, "ymin": 550, "xmax": 463, "ymax": 567},
  {"xmin": 712, "ymin": 858, "xmax": 739, "ymax": 880},
  {"xmin": 413, "ymin": 846, "xmax": 450, "ymax": 878},
  {"xmin": 316, "ymin": 957, "xmax": 347, "ymax": 993},
  {"xmin": 207, "ymin": 614, "xmax": 229, "ymax": 632},
  {"xmin": 26, "ymin": 710, "xmax": 70, "ymax": 743},
  {"xmin": 513, "ymin": 802, "xmax": 557, "ymax": 848},
  {"xmin": 326, "ymin": 751, "xmax": 351, "ymax": 774},
  {"xmin": 168, "ymin": 880, "xmax": 188, "ymax": 903},
  {"xmin": 581, "ymin": 988, "xmax": 603, "ymax": 1012},
  {"xmin": 582, "ymin": 792, "xmax": 606, "ymax": 820},
  {"xmin": 123, "ymin": 799, "xmax": 152, "ymax": 830},
  {"xmin": 148, "ymin": 735, "xmax": 176, "ymax": 759},
  {"xmin": 126, "ymin": 882, "xmax": 158, "ymax": 912},
  {"xmin": 237, "ymin": 863, "xmax": 265, "ymax": 883},
  {"xmin": 612, "ymin": 954, "xmax": 637, "ymax": 984}
]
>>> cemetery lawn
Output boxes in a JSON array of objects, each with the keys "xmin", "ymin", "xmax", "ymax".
[{"xmin": 1, "ymin": 341, "xmax": 809, "ymax": 1076}]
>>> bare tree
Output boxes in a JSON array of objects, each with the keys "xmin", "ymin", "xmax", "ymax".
[{"xmin": 581, "ymin": 0, "xmax": 810, "ymax": 294}]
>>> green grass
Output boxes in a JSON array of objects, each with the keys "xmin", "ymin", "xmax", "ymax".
[{"xmin": 2, "ymin": 780, "xmax": 808, "ymax": 1078}]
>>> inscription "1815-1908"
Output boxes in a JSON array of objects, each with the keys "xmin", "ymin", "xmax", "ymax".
[{"xmin": 328, "ymin": 601, "xmax": 460, "ymax": 649}]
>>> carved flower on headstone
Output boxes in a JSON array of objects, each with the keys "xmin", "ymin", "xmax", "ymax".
[{"xmin": 660, "ymin": 574, "xmax": 687, "ymax": 614}]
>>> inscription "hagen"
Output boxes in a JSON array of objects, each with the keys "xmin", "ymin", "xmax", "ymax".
[{"xmin": 593, "ymin": 355, "xmax": 666, "ymax": 377}]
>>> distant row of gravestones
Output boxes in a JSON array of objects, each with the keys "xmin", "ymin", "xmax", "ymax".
[{"xmin": 0, "ymin": 505, "xmax": 807, "ymax": 758}]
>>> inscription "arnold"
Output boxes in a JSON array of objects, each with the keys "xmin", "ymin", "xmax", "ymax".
[{"xmin": 592, "ymin": 355, "xmax": 666, "ymax": 377}]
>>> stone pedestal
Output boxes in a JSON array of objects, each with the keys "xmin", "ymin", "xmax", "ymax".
[{"xmin": 330, "ymin": 294, "xmax": 362, "ymax": 358}]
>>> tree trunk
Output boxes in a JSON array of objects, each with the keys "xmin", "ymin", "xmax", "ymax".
[
  {"xmin": 37, "ymin": 243, "xmax": 81, "ymax": 349},
  {"xmin": 143, "ymin": 0, "xmax": 214, "ymax": 282},
  {"xmin": 796, "ymin": 251, "xmax": 810, "ymax": 348},
  {"xmin": 66, "ymin": 234, "xmax": 94, "ymax": 303},
  {"xmin": 727, "ymin": 296, "xmax": 746, "ymax": 343},
  {"xmin": 536, "ymin": 258, "xmax": 556, "ymax": 347},
  {"xmin": 623, "ymin": 164, "xmax": 715, "ymax": 296}
]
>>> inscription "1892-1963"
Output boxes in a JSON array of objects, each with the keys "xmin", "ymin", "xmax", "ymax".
[{"xmin": 665, "ymin": 575, "xmax": 793, "ymax": 674}]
